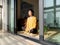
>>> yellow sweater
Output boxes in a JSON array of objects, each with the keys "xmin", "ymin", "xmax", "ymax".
[{"xmin": 25, "ymin": 16, "xmax": 36, "ymax": 32}]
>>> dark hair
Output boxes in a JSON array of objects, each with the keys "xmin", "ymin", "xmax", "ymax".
[{"xmin": 28, "ymin": 9, "xmax": 34, "ymax": 16}]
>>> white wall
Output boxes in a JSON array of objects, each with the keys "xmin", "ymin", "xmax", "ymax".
[
  {"xmin": 2, "ymin": 0, "xmax": 8, "ymax": 32},
  {"xmin": 0, "ymin": 0, "xmax": 2, "ymax": 5}
]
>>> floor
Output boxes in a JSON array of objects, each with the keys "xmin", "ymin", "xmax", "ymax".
[
  {"xmin": 17, "ymin": 30, "xmax": 60, "ymax": 44},
  {"xmin": 44, "ymin": 29, "xmax": 60, "ymax": 44},
  {"xmin": 47, "ymin": 33, "xmax": 60, "ymax": 44},
  {"xmin": 17, "ymin": 31, "xmax": 39, "ymax": 39},
  {"xmin": 44, "ymin": 30, "xmax": 57, "ymax": 39},
  {"xmin": 0, "ymin": 31, "xmax": 40, "ymax": 45}
]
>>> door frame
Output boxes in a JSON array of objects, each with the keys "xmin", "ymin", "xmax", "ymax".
[{"xmin": 0, "ymin": 5, "xmax": 2, "ymax": 30}]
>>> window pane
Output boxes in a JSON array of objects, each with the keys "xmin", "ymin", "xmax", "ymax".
[
  {"xmin": 56, "ymin": 0, "xmax": 60, "ymax": 5},
  {"xmin": 56, "ymin": 8, "xmax": 60, "ymax": 27},
  {"xmin": 44, "ymin": 0, "xmax": 54, "ymax": 7},
  {"xmin": 44, "ymin": 9, "xmax": 54, "ymax": 27},
  {"xmin": 44, "ymin": 0, "xmax": 60, "ymax": 44},
  {"xmin": 8, "ymin": 0, "xmax": 14, "ymax": 33},
  {"xmin": 10, "ymin": 0, "xmax": 14, "ymax": 32}
]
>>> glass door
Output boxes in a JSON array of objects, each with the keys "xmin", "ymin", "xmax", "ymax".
[
  {"xmin": 8, "ymin": 0, "xmax": 14, "ymax": 33},
  {"xmin": 44, "ymin": 0, "xmax": 60, "ymax": 44}
]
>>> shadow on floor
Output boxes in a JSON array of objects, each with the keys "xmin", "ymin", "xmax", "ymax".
[{"xmin": 16, "ymin": 34, "xmax": 57, "ymax": 45}]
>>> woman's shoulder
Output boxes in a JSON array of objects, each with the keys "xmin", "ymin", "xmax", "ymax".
[
  {"xmin": 33, "ymin": 16, "xmax": 36, "ymax": 18},
  {"xmin": 27, "ymin": 16, "xmax": 36, "ymax": 19}
]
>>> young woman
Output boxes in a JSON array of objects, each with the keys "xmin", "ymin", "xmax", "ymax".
[{"xmin": 24, "ymin": 9, "xmax": 37, "ymax": 34}]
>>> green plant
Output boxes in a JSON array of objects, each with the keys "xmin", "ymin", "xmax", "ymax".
[
  {"xmin": 44, "ymin": 25, "xmax": 48, "ymax": 32},
  {"xmin": 37, "ymin": 25, "xmax": 48, "ymax": 33}
]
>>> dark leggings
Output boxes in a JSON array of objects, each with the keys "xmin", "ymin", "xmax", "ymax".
[{"xmin": 30, "ymin": 28, "xmax": 37, "ymax": 34}]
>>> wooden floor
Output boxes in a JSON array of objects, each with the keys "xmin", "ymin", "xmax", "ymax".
[{"xmin": 0, "ymin": 31, "xmax": 40, "ymax": 45}]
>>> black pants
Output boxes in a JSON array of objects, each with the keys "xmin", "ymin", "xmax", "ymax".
[{"xmin": 30, "ymin": 28, "xmax": 37, "ymax": 34}]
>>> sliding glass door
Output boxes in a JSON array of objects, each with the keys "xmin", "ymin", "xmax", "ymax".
[{"xmin": 44, "ymin": 0, "xmax": 60, "ymax": 44}]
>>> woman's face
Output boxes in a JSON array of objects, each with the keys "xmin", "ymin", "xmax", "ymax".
[{"xmin": 28, "ymin": 10, "xmax": 32, "ymax": 16}]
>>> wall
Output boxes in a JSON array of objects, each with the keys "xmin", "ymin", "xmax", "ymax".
[
  {"xmin": 0, "ymin": 0, "xmax": 2, "ymax": 5},
  {"xmin": 2, "ymin": 0, "xmax": 8, "ymax": 32},
  {"xmin": 17, "ymin": 0, "xmax": 21, "ymax": 19},
  {"xmin": 22, "ymin": 0, "xmax": 39, "ymax": 19},
  {"xmin": 16, "ymin": 0, "xmax": 39, "ymax": 20}
]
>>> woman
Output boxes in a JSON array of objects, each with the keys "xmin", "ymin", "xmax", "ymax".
[{"xmin": 24, "ymin": 9, "xmax": 37, "ymax": 34}]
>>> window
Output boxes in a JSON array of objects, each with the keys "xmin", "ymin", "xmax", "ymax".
[
  {"xmin": 56, "ymin": 0, "xmax": 60, "ymax": 5},
  {"xmin": 56, "ymin": 8, "xmax": 60, "ymax": 27},
  {"xmin": 44, "ymin": 0, "xmax": 60, "ymax": 44},
  {"xmin": 44, "ymin": 9, "xmax": 54, "ymax": 27},
  {"xmin": 44, "ymin": 0, "xmax": 54, "ymax": 7},
  {"xmin": 8, "ymin": 0, "xmax": 14, "ymax": 33}
]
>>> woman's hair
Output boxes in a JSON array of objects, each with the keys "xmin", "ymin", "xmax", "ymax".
[{"xmin": 28, "ymin": 9, "xmax": 34, "ymax": 16}]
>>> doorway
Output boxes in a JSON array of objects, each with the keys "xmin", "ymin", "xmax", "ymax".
[
  {"xmin": 17, "ymin": 1, "xmax": 39, "ymax": 39},
  {"xmin": 17, "ymin": 1, "xmax": 34, "ymax": 31},
  {"xmin": 17, "ymin": 1, "xmax": 33, "ymax": 33}
]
